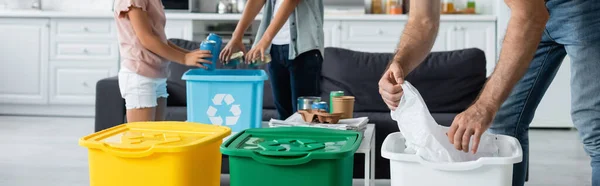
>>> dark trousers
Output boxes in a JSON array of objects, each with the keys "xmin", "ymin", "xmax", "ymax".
[{"xmin": 268, "ymin": 44, "xmax": 323, "ymax": 119}]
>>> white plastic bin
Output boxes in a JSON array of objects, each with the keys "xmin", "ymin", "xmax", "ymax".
[{"xmin": 382, "ymin": 132, "xmax": 522, "ymax": 186}]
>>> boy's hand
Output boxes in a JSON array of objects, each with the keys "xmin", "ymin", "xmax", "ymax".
[
  {"xmin": 184, "ymin": 50, "xmax": 212, "ymax": 68},
  {"xmin": 220, "ymin": 38, "xmax": 246, "ymax": 62},
  {"xmin": 246, "ymin": 39, "xmax": 270, "ymax": 64}
]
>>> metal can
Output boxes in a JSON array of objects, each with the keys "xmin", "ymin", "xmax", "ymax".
[
  {"xmin": 224, "ymin": 51, "xmax": 244, "ymax": 67},
  {"xmin": 329, "ymin": 91, "xmax": 344, "ymax": 113},
  {"xmin": 206, "ymin": 33, "xmax": 223, "ymax": 51},
  {"xmin": 297, "ymin": 96, "xmax": 321, "ymax": 110},
  {"xmin": 206, "ymin": 33, "xmax": 222, "ymax": 69},
  {"xmin": 311, "ymin": 101, "xmax": 329, "ymax": 112},
  {"xmin": 248, "ymin": 53, "xmax": 272, "ymax": 68},
  {"xmin": 199, "ymin": 40, "xmax": 216, "ymax": 70}
]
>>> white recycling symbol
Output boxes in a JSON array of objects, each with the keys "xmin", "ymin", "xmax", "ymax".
[{"xmin": 206, "ymin": 94, "xmax": 241, "ymax": 126}]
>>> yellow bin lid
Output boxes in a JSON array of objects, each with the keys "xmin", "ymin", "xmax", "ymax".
[{"xmin": 79, "ymin": 122, "xmax": 231, "ymax": 158}]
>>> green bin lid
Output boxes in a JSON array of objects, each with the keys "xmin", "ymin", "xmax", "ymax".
[{"xmin": 220, "ymin": 127, "xmax": 362, "ymax": 166}]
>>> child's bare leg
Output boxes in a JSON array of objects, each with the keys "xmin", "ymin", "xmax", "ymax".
[
  {"xmin": 154, "ymin": 98, "xmax": 167, "ymax": 121},
  {"xmin": 126, "ymin": 107, "xmax": 156, "ymax": 123}
]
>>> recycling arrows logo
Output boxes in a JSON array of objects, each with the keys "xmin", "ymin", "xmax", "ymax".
[{"xmin": 206, "ymin": 94, "xmax": 241, "ymax": 126}]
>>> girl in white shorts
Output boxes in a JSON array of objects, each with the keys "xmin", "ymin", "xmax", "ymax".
[{"xmin": 114, "ymin": 0, "xmax": 211, "ymax": 122}]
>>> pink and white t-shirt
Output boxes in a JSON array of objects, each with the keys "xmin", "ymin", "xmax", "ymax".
[{"xmin": 114, "ymin": 0, "xmax": 169, "ymax": 78}]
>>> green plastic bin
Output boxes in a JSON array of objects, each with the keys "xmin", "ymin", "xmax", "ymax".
[{"xmin": 220, "ymin": 127, "xmax": 363, "ymax": 186}]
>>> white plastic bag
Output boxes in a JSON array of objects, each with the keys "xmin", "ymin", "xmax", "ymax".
[{"xmin": 391, "ymin": 81, "xmax": 499, "ymax": 162}]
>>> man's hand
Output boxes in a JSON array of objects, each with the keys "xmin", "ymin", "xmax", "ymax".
[
  {"xmin": 448, "ymin": 102, "xmax": 497, "ymax": 154},
  {"xmin": 219, "ymin": 38, "xmax": 246, "ymax": 62},
  {"xmin": 245, "ymin": 39, "xmax": 270, "ymax": 63},
  {"xmin": 184, "ymin": 50, "xmax": 212, "ymax": 68},
  {"xmin": 379, "ymin": 62, "xmax": 405, "ymax": 110}
]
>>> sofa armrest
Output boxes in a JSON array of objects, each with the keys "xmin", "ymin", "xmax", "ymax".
[{"xmin": 95, "ymin": 76, "xmax": 126, "ymax": 132}]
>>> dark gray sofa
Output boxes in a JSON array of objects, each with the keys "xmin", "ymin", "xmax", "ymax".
[{"xmin": 95, "ymin": 39, "xmax": 487, "ymax": 179}]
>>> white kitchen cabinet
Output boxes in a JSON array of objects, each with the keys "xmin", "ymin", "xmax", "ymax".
[
  {"xmin": 165, "ymin": 20, "xmax": 193, "ymax": 41},
  {"xmin": 341, "ymin": 21, "xmax": 404, "ymax": 43},
  {"xmin": 431, "ymin": 23, "xmax": 454, "ymax": 52},
  {"xmin": 51, "ymin": 18, "xmax": 116, "ymax": 40},
  {"xmin": 0, "ymin": 18, "xmax": 118, "ymax": 117},
  {"xmin": 0, "ymin": 18, "xmax": 49, "ymax": 105},
  {"xmin": 50, "ymin": 19, "xmax": 119, "ymax": 61},
  {"xmin": 51, "ymin": 41, "xmax": 119, "ymax": 61},
  {"xmin": 323, "ymin": 21, "xmax": 341, "ymax": 48},
  {"xmin": 49, "ymin": 62, "xmax": 116, "ymax": 105},
  {"xmin": 338, "ymin": 21, "xmax": 403, "ymax": 53},
  {"xmin": 47, "ymin": 18, "xmax": 118, "ymax": 114},
  {"xmin": 447, "ymin": 22, "xmax": 496, "ymax": 75},
  {"xmin": 335, "ymin": 20, "xmax": 496, "ymax": 69}
]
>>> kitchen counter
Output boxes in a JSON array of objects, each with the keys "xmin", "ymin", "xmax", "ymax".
[{"xmin": 0, "ymin": 10, "xmax": 496, "ymax": 21}]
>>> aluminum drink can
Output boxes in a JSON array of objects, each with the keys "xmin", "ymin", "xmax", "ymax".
[
  {"xmin": 329, "ymin": 91, "xmax": 344, "ymax": 113},
  {"xmin": 199, "ymin": 40, "xmax": 216, "ymax": 70},
  {"xmin": 311, "ymin": 101, "xmax": 329, "ymax": 112}
]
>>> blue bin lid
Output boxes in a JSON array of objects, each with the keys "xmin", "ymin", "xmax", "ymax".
[{"xmin": 182, "ymin": 69, "xmax": 268, "ymax": 82}]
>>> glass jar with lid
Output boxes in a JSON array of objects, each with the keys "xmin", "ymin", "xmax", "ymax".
[
  {"xmin": 441, "ymin": 0, "xmax": 455, "ymax": 14},
  {"xmin": 465, "ymin": 0, "xmax": 476, "ymax": 14},
  {"xmin": 386, "ymin": 0, "xmax": 403, "ymax": 14}
]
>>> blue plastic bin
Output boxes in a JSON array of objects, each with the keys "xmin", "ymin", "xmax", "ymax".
[{"xmin": 182, "ymin": 69, "xmax": 268, "ymax": 134}]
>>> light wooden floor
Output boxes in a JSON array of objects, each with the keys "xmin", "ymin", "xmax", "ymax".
[{"xmin": 0, "ymin": 116, "xmax": 591, "ymax": 186}]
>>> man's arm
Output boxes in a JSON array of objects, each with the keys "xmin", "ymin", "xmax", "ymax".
[
  {"xmin": 390, "ymin": 0, "xmax": 441, "ymax": 73},
  {"xmin": 231, "ymin": 0, "xmax": 266, "ymax": 40},
  {"xmin": 448, "ymin": 0, "xmax": 549, "ymax": 153},
  {"xmin": 259, "ymin": 0, "xmax": 300, "ymax": 44},
  {"xmin": 475, "ymin": 0, "xmax": 549, "ymax": 112},
  {"xmin": 378, "ymin": 0, "xmax": 440, "ymax": 110}
]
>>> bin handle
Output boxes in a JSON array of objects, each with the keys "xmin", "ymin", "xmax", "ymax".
[
  {"xmin": 100, "ymin": 143, "xmax": 155, "ymax": 158},
  {"xmin": 251, "ymin": 151, "xmax": 313, "ymax": 166}
]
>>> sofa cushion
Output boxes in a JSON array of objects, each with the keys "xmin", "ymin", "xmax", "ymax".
[{"xmin": 320, "ymin": 47, "xmax": 486, "ymax": 113}]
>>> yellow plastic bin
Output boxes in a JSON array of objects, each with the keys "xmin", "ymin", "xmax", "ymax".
[{"xmin": 79, "ymin": 122, "xmax": 231, "ymax": 186}]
